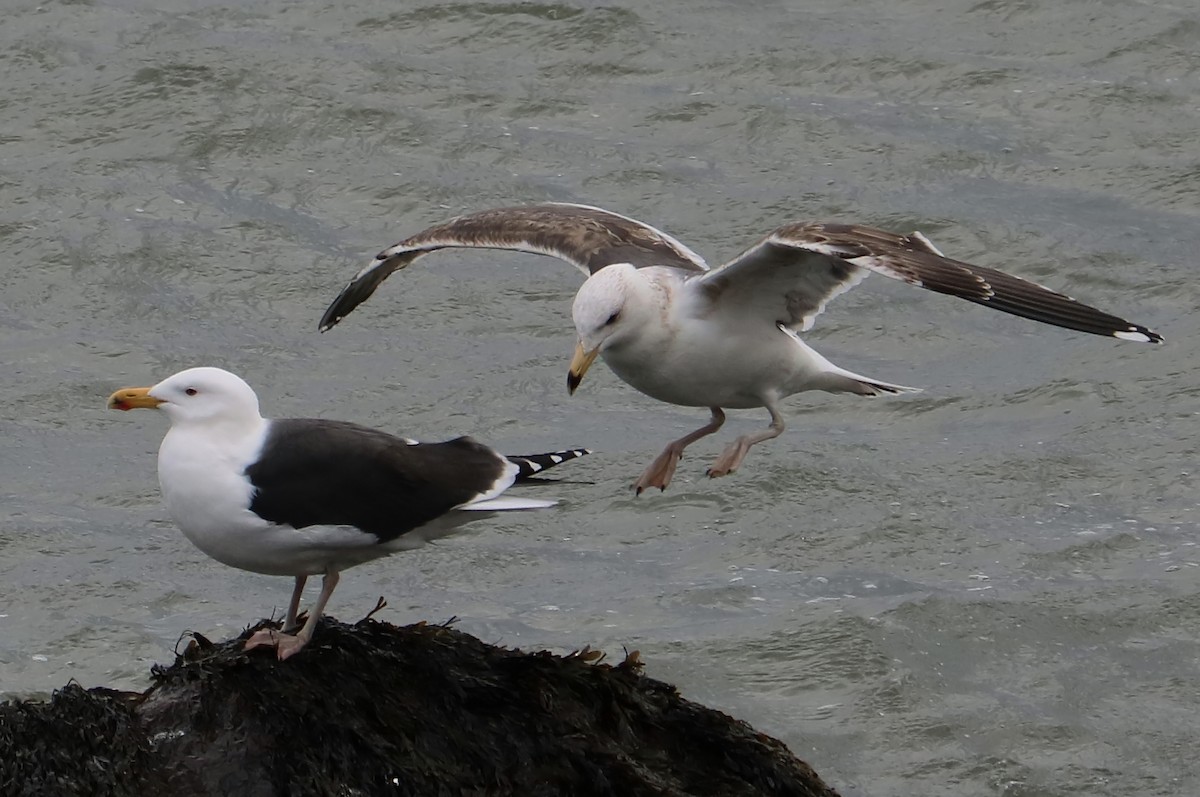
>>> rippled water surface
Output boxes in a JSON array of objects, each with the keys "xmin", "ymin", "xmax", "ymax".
[{"xmin": 3, "ymin": 1, "xmax": 1200, "ymax": 794}]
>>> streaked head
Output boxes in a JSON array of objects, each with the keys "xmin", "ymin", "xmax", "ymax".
[{"xmin": 108, "ymin": 366, "xmax": 262, "ymax": 426}]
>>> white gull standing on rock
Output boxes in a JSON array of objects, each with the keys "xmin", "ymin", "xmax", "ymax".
[
  {"xmin": 108, "ymin": 366, "xmax": 589, "ymax": 660},
  {"xmin": 318, "ymin": 203, "xmax": 1162, "ymax": 493}
]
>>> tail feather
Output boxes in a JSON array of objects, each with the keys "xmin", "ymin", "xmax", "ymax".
[
  {"xmin": 507, "ymin": 448, "xmax": 591, "ymax": 480},
  {"xmin": 778, "ymin": 322, "xmax": 920, "ymax": 396},
  {"xmin": 813, "ymin": 364, "xmax": 921, "ymax": 396}
]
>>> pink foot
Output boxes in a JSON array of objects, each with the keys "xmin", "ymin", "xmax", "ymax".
[
  {"xmin": 706, "ymin": 441, "xmax": 748, "ymax": 479},
  {"xmin": 633, "ymin": 449, "xmax": 682, "ymax": 494},
  {"xmin": 244, "ymin": 628, "xmax": 311, "ymax": 660}
]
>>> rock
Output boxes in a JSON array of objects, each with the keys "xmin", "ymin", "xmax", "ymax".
[{"xmin": 0, "ymin": 617, "xmax": 840, "ymax": 797}]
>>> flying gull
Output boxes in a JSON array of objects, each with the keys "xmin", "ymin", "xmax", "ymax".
[
  {"xmin": 108, "ymin": 366, "xmax": 589, "ymax": 660},
  {"xmin": 318, "ymin": 203, "xmax": 1162, "ymax": 493}
]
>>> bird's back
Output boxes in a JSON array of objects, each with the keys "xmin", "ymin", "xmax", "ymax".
[{"xmin": 245, "ymin": 419, "xmax": 514, "ymax": 543}]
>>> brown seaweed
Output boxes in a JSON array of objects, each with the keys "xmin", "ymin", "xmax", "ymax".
[{"xmin": 1, "ymin": 618, "xmax": 839, "ymax": 797}]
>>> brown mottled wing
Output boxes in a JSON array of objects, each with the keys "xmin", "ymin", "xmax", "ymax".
[
  {"xmin": 319, "ymin": 203, "xmax": 708, "ymax": 332},
  {"xmin": 694, "ymin": 222, "xmax": 1162, "ymax": 343}
]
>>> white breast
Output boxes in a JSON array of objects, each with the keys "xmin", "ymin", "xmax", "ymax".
[{"xmin": 156, "ymin": 421, "xmax": 283, "ymax": 572}]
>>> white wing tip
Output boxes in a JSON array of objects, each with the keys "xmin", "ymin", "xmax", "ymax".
[
  {"xmin": 1114, "ymin": 329, "xmax": 1162, "ymax": 344},
  {"xmin": 463, "ymin": 496, "xmax": 557, "ymax": 511}
]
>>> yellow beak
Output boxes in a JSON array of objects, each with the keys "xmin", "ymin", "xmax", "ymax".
[
  {"xmin": 567, "ymin": 342, "xmax": 600, "ymax": 395},
  {"xmin": 108, "ymin": 386, "xmax": 164, "ymax": 411}
]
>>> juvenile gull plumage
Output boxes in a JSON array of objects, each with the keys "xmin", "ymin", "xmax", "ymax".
[
  {"xmin": 108, "ymin": 366, "xmax": 589, "ymax": 659},
  {"xmin": 319, "ymin": 203, "xmax": 1162, "ymax": 493}
]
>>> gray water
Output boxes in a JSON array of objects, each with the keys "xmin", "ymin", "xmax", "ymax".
[{"xmin": 3, "ymin": 0, "xmax": 1199, "ymax": 794}]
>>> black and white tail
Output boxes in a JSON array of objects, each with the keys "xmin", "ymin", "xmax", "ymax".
[{"xmin": 507, "ymin": 448, "xmax": 592, "ymax": 480}]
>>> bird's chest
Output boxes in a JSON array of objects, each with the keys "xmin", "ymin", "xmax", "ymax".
[
  {"xmin": 157, "ymin": 431, "xmax": 266, "ymax": 543},
  {"xmin": 602, "ymin": 316, "xmax": 786, "ymax": 408}
]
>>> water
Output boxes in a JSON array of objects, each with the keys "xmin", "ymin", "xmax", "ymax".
[{"xmin": 3, "ymin": 0, "xmax": 1199, "ymax": 794}]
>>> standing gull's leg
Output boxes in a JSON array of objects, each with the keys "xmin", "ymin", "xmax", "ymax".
[
  {"xmin": 283, "ymin": 575, "xmax": 307, "ymax": 632},
  {"xmin": 243, "ymin": 574, "xmax": 307, "ymax": 651},
  {"xmin": 245, "ymin": 570, "xmax": 341, "ymax": 660},
  {"xmin": 706, "ymin": 399, "xmax": 785, "ymax": 478},
  {"xmin": 634, "ymin": 408, "xmax": 726, "ymax": 494}
]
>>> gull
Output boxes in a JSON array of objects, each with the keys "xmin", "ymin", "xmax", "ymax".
[
  {"xmin": 318, "ymin": 203, "xmax": 1161, "ymax": 493},
  {"xmin": 109, "ymin": 366, "xmax": 589, "ymax": 659}
]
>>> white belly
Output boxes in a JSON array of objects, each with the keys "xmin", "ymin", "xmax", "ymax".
[{"xmin": 602, "ymin": 318, "xmax": 827, "ymax": 409}]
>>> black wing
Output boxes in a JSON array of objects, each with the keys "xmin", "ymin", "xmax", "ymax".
[{"xmin": 245, "ymin": 419, "xmax": 512, "ymax": 543}]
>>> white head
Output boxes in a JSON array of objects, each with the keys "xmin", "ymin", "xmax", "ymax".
[
  {"xmin": 108, "ymin": 366, "xmax": 263, "ymax": 428},
  {"xmin": 568, "ymin": 263, "xmax": 650, "ymax": 394}
]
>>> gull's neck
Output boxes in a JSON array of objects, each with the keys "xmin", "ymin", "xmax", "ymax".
[{"xmin": 164, "ymin": 412, "xmax": 270, "ymax": 455}]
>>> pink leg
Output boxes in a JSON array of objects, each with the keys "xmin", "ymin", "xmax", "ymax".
[
  {"xmin": 633, "ymin": 408, "xmax": 726, "ymax": 494},
  {"xmin": 245, "ymin": 570, "xmax": 340, "ymax": 660},
  {"xmin": 283, "ymin": 575, "xmax": 307, "ymax": 632},
  {"xmin": 706, "ymin": 400, "xmax": 785, "ymax": 478}
]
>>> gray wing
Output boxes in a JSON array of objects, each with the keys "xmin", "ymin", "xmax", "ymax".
[
  {"xmin": 692, "ymin": 222, "xmax": 1162, "ymax": 343},
  {"xmin": 319, "ymin": 203, "xmax": 708, "ymax": 332}
]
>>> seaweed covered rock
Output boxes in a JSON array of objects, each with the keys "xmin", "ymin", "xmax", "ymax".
[
  {"xmin": 0, "ymin": 684, "xmax": 165, "ymax": 797},
  {"xmin": 1, "ymin": 618, "xmax": 840, "ymax": 797}
]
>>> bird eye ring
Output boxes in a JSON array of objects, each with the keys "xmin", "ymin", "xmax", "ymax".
[{"xmin": 185, "ymin": 388, "xmax": 198, "ymax": 396}]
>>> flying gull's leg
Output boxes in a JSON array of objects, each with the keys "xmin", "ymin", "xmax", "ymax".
[
  {"xmin": 706, "ymin": 399, "xmax": 785, "ymax": 479},
  {"xmin": 245, "ymin": 570, "xmax": 341, "ymax": 660},
  {"xmin": 634, "ymin": 408, "xmax": 726, "ymax": 494}
]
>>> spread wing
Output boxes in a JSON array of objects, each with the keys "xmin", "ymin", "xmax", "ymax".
[
  {"xmin": 319, "ymin": 203, "xmax": 708, "ymax": 332},
  {"xmin": 693, "ymin": 222, "xmax": 1162, "ymax": 343}
]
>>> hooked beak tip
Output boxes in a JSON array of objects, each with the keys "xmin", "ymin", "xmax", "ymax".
[{"xmin": 567, "ymin": 341, "xmax": 600, "ymax": 396}]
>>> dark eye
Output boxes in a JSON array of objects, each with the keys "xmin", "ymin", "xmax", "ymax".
[
  {"xmin": 604, "ymin": 311, "xmax": 620, "ymax": 326},
  {"xmin": 185, "ymin": 388, "xmax": 198, "ymax": 396}
]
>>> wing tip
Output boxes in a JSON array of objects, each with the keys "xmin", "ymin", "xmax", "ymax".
[
  {"xmin": 463, "ymin": 496, "xmax": 558, "ymax": 511},
  {"xmin": 1114, "ymin": 326, "xmax": 1164, "ymax": 344},
  {"xmin": 508, "ymin": 447, "xmax": 593, "ymax": 480},
  {"xmin": 317, "ymin": 253, "xmax": 406, "ymax": 332},
  {"xmin": 317, "ymin": 306, "xmax": 343, "ymax": 333},
  {"xmin": 876, "ymin": 384, "xmax": 923, "ymax": 395}
]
